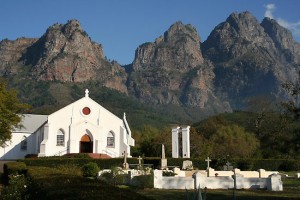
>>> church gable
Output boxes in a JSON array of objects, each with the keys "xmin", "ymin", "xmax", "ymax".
[
  {"xmin": 48, "ymin": 89, "xmax": 122, "ymax": 126},
  {"xmin": 38, "ymin": 89, "xmax": 133, "ymax": 158}
]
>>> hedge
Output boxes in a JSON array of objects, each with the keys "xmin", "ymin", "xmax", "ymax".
[
  {"xmin": 25, "ymin": 166, "xmax": 151, "ymax": 200},
  {"xmin": 20, "ymin": 157, "xmax": 300, "ymax": 171},
  {"xmin": 3, "ymin": 161, "xmax": 27, "ymax": 184}
]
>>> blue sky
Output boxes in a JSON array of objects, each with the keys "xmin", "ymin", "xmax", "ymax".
[{"xmin": 1, "ymin": 0, "xmax": 300, "ymax": 65}]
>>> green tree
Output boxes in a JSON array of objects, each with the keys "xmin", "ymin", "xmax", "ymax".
[
  {"xmin": 210, "ymin": 125, "xmax": 259, "ymax": 158},
  {"xmin": 0, "ymin": 80, "xmax": 28, "ymax": 147}
]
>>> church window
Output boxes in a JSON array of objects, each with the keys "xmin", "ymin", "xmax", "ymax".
[
  {"xmin": 57, "ymin": 129, "xmax": 65, "ymax": 146},
  {"xmin": 82, "ymin": 107, "xmax": 91, "ymax": 115},
  {"xmin": 107, "ymin": 131, "xmax": 115, "ymax": 148},
  {"xmin": 20, "ymin": 136, "xmax": 27, "ymax": 151}
]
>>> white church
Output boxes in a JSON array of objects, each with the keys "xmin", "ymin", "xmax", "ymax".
[{"xmin": 0, "ymin": 89, "xmax": 135, "ymax": 160}]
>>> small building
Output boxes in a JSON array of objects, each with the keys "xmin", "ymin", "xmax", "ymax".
[{"xmin": 0, "ymin": 89, "xmax": 135, "ymax": 160}]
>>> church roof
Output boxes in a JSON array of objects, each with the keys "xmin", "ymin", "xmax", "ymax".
[{"xmin": 13, "ymin": 114, "xmax": 48, "ymax": 133}]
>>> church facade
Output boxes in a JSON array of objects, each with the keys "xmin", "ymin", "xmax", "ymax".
[{"xmin": 0, "ymin": 89, "xmax": 135, "ymax": 160}]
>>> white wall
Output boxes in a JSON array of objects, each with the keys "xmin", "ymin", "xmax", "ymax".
[
  {"xmin": 0, "ymin": 132, "xmax": 34, "ymax": 160},
  {"xmin": 154, "ymin": 170, "xmax": 194, "ymax": 189},
  {"xmin": 154, "ymin": 170, "xmax": 283, "ymax": 191}
]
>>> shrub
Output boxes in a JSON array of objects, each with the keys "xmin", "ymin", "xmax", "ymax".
[
  {"xmin": 0, "ymin": 174, "xmax": 29, "ymax": 200},
  {"xmin": 131, "ymin": 175, "xmax": 154, "ymax": 188},
  {"xmin": 98, "ymin": 167, "xmax": 125, "ymax": 185},
  {"xmin": 3, "ymin": 162, "xmax": 27, "ymax": 185},
  {"xmin": 278, "ymin": 160, "xmax": 300, "ymax": 172},
  {"xmin": 236, "ymin": 159, "xmax": 254, "ymax": 170},
  {"xmin": 162, "ymin": 170, "xmax": 177, "ymax": 176},
  {"xmin": 56, "ymin": 164, "xmax": 82, "ymax": 176},
  {"xmin": 81, "ymin": 162, "xmax": 100, "ymax": 177}
]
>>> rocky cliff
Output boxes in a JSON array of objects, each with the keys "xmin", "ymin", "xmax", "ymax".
[
  {"xmin": 202, "ymin": 12, "xmax": 300, "ymax": 108},
  {"xmin": 127, "ymin": 22, "xmax": 229, "ymax": 114},
  {"xmin": 10, "ymin": 20, "xmax": 127, "ymax": 92},
  {"xmin": 0, "ymin": 37, "xmax": 37, "ymax": 76},
  {"xmin": 1, "ymin": 12, "xmax": 300, "ymax": 120}
]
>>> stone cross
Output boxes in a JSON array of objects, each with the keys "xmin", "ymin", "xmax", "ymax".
[
  {"xmin": 205, "ymin": 156, "xmax": 212, "ymax": 169},
  {"xmin": 137, "ymin": 156, "xmax": 143, "ymax": 169},
  {"xmin": 123, "ymin": 150, "xmax": 127, "ymax": 163},
  {"xmin": 226, "ymin": 161, "xmax": 231, "ymax": 168},
  {"xmin": 123, "ymin": 150, "xmax": 129, "ymax": 170},
  {"xmin": 161, "ymin": 144, "xmax": 166, "ymax": 159},
  {"xmin": 85, "ymin": 89, "xmax": 89, "ymax": 97}
]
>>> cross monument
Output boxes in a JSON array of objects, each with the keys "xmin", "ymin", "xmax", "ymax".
[
  {"xmin": 205, "ymin": 156, "xmax": 212, "ymax": 169},
  {"xmin": 123, "ymin": 150, "xmax": 129, "ymax": 170},
  {"xmin": 137, "ymin": 156, "xmax": 143, "ymax": 170}
]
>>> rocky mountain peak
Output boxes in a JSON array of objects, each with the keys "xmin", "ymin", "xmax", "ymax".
[
  {"xmin": 261, "ymin": 17, "xmax": 300, "ymax": 64},
  {"xmin": 22, "ymin": 20, "xmax": 106, "ymax": 82},
  {"xmin": 163, "ymin": 21, "xmax": 200, "ymax": 43},
  {"xmin": 202, "ymin": 11, "xmax": 300, "ymax": 109},
  {"xmin": 127, "ymin": 21, "xmax": 229, "ymax": 113},
  {"xmin": 202, "ymin": 11, "xmax": 275, "ymax": 63},
  {"xmin": 16, "ymin": 19, "xmax": 128, "ymax": 92},
  {"xmin": 132, "ymin": 21, "xmax": 203, "ymax": 72},
  {"xmin": 62, "ymin": 19, "xmax": 84, "ymax": 35}
]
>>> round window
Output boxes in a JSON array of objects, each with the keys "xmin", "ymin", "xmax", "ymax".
[{"xmin": 82, "ymin": 107, "xmax": 91, "ymax": 115}]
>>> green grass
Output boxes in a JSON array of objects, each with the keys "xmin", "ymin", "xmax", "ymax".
[{"xmin": 24, "ymin": 166, "xmax": 152, "ymax": 200}]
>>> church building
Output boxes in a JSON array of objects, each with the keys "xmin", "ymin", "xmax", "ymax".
[{"xmin": 0, "ymin": 89, "xmax": 135, "ymax": 160}]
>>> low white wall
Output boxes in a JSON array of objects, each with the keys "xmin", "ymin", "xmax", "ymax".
[
  {"xmin": 154, "ymin": 170, "xmax": 194, "ymax": 189},
  {"xmin": 207, "ymin": 168, "xmax": 278, "ymax": 178},
  {"xmin": 162, "ymin": 177, "xmax": 194, "ymax": 189},
  {"xmin": 202, "ymin": 176, "xmax": 234, "ymax": 189},
  {"xmin": 154, "ymin": 170, "xmax": 283, "ymax": 191}
]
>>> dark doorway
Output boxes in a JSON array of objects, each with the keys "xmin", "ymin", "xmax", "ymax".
[{"xmin": 80, "ymin": 134, "xmax": 93, "ymax": 153}]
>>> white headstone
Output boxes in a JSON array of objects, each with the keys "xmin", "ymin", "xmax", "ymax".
[
  {"xmin": 182, "ymin": 160, "xmax": 193, "ymax": 170},
  {"xmin": 205, "ymin": 157, "xmax": 211, "ymax": 169}
]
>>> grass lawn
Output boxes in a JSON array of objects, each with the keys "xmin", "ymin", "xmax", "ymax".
[{"xmin": 136, "ymin": 176, "xmax": 300, "ymax": 200}]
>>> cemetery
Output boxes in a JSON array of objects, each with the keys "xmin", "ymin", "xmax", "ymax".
[{"xmin": 96, "ymin": 126, "xmax": 284, "ymax": 192}]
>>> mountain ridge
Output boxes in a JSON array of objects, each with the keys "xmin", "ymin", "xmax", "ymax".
[{"xmin": 1, "ymin": 11, "xmax": 299, "ymax": 123}]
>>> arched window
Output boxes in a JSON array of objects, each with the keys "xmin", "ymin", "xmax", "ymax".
[
  {"xmin": 107, "ymin": 131, "xmax": 115, "ymax": 148},
  {"xmin": 20, "ymin": 136, "xmax": 27, "ymax": 151},
  {"xmin": 56, "ymin": 129, "xmax": 65, "ymax": 146}
]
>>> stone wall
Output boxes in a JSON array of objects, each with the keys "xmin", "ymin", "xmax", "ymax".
[{"xmin": 153, "ymin": 169, "xmax": 283, "ymax": 191}]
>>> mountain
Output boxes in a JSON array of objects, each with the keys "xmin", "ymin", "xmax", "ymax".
[
  {"xmin": 202, "ymin": 12, "xmax": 300, "ymax": 108},
  {"xmin": 1, "ymin": 20, "xmax": 128, "ymax": 93},
  {"xmin": 127, "ymin": 21, "xmax": 229, "ymax": 115},
  {"xmin": 1, "ymin": 12, "xmax": 300, "ymax": 125}
]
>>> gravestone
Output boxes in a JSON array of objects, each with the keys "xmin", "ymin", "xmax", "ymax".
[
  {"xmin": 137, "ymin": 156, "xmax": 143, "ymax": 170},
  {"xmin": 160, "ymin": 144, "xmax": 167, "ymax": 169},
  {"xmin": 182, "ymin": 160, "xmax": 193, "ymax": 170},
  {"xmin": 223, "ymin": 161, "xmax": 233, "ymax": 171},
  {"xmin": 123, "ymin": 150, "xmax": 129, "ymax": 170},
  {"xmin": 205, "ymin": 156, "xmax": 212, "ymax": 170}
]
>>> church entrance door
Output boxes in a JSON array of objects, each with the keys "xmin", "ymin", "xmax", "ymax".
[{"xmin": 80, "ymin": 134, "xmax": 93, "ymax": 153}]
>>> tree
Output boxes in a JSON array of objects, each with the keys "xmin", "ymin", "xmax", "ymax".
[
  {"xmin": 0, "ymin": 80, "xmax": 29, "ymax": 147},
  {"xmin": 210, "ymin": 125, "xmax": 259, "ymax": 158}
]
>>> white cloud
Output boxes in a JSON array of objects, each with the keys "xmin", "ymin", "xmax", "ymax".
[
  {"xmin": 264, "ymin": 4, "xmax": 276, "ymax": 19},
  {"xmin": 264, "ymin": 3, "xmax": 300, "ymax": 38}
]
